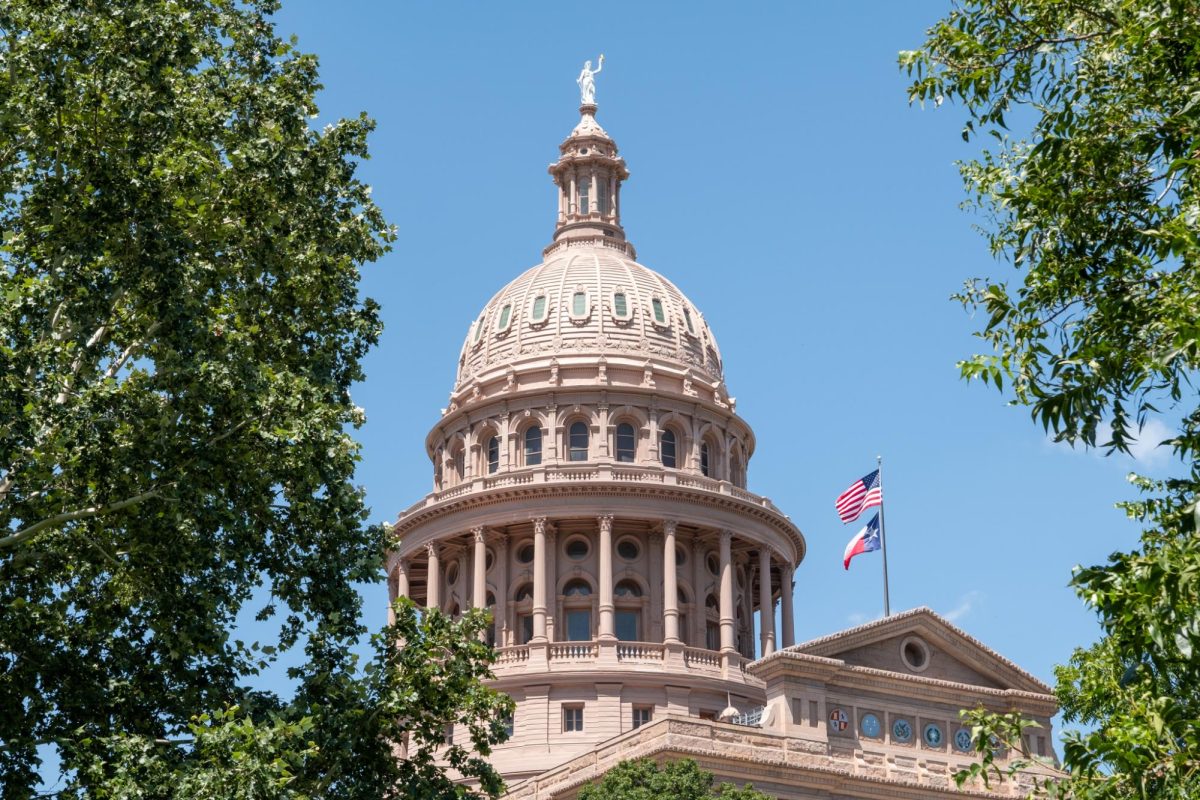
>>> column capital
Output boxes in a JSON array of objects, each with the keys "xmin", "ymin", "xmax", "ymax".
[
  {"xmin": 597, "ymin": 514, "xmax": 614, "ymax": 532},
  {"xmin": 425, "ymin": 542, "xmax": 440, "ymax": 558},
  {"xmin": 532, "ymin": 516, "xmax": 547, "ymax": 534},
  {"xmin": 471, "ymin": 526, "xmax": 486, "ymax": 544},
  {"xmin": 662, "ymin": 519, "xmax": 678, "ymax": 535},
  {"xmin": 719, "ymin": 529, "xmax": 733, "ymax": 545}
]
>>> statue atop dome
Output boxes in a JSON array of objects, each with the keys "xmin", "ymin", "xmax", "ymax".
[{"xmin": 577, "ymin": 54, "xmax": 604, "ymax": 105}]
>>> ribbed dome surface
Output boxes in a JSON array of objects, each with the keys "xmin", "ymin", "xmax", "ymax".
[{"xmin": 455, "ymin": 245, "xmax": 723, "ymax": 390}]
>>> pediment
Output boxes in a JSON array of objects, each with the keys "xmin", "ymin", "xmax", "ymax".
[{"xmin": 792, "ymin": 607, "xmax": 1050, "ymax": 694}]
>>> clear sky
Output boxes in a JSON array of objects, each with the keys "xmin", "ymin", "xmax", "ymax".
[{"xmin": 269, "ymin": 0, "xmax": 1170, "ymax": 737}]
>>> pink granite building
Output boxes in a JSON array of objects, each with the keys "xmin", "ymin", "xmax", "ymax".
[{"xmin": 387, "ymin": 94, "xmax": 1059, "ymax": 800}]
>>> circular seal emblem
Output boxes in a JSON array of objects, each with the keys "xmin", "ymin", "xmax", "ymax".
[{"xmin": 828, "ymin": 708, "xmax": 848, "ymax": 732}]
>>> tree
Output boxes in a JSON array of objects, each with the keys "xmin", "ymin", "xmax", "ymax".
[
  {"xmin": 577, "ymin": 758, "xmax": 774, "ymax": 800},
  {"xmin": 902, "ymin": 1, "xmax": 1200, "ymax": 798},
  {"xmin": 0, "ymin": 1, "xmax": 510, "ymax": 797}
]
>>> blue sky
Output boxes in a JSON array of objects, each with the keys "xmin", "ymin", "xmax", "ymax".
[{"xmin": 271, "ymin": 0, "xmax": 1171, "ymax": 733}]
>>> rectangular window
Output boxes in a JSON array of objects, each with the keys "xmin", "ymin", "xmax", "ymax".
[
  {"xmin": 597, "ymin": 180, "xmax": 609, "ymax": 215},
  {"xmin": 616, "ymin": 610, "xmax": 639, "ymax": 641},
  {"xmin": 613, "ymin": 292, "xmax": 627, "ymax": 318},
  {"xmin": 632, "ymin": 706, "xmax": 653, "ymax": 729},
  {"xmin": 573, "ymin": 291, "xmax": 587, "ymax": 316},
  {"xmin": 652, "ymin": 298, "xmax": 665, "ymax": 324},
  {"xmin": 497, "ymin": 304, "xmax": 512, "ymax": 330},
  {"xmin": 443, "ymin": 724, "xmax": 454, "ymax": 745},
  {"xmin": 518, "ymin": 614, "xmax": 533, "ymax": 645},
  {"xmin": 809, "ymin": 700, "xmax": 819, "ymax": 727},
  {"xmin": 502, "ymin": 712, "xmax": 514, "ymax": 739},
  {"xmin": 566, "ymin": 609, "xmax": 591, "ymax": 641},
  {"xmin": 531, "ymin": 295, "xmax": 546, "ymax": 321},
  {"xmin": 579, "ymin": 182, "xmax": 590, "ymax": 215},
  {"xmin": 563, "ymin": 705, "xmax": 584, "ymax": 733}
]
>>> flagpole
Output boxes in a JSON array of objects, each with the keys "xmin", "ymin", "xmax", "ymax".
[{"xmin": 877, "ymin": 455, "xmax": 891, "ymax": 617}]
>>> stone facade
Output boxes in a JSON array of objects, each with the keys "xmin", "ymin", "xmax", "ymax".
[{"xmin": 388, "ymin": 97, "xmax": 1059, "ymax": 798}]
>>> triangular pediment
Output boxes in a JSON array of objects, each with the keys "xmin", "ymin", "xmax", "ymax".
[{"xmin": 792, "ymin": 607, "xmax": 1051, "ymax": 694}]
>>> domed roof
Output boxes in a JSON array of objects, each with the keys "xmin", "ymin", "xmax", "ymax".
[{"xmin": 455, "ymin": 245, "xmax": 723, "ymax": 391}]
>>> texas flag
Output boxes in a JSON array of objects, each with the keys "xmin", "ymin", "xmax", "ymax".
[{"xmin": 843, "ymin": 513, "xmax": 881, "ymax": 570}]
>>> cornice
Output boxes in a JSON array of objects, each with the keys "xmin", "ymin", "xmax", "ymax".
[{"xmin": 391, "ymin": 479, "xmax": 805, "ymax": 564}]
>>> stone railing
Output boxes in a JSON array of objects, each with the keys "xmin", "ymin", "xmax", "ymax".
[
  {"xmin": 401, "ymin": 463, "xmax": 780, "ymax": 520},
  {"xmin": 490, "ymin": 640, "xmax": 755, "ymax": 685},
  {"xmin": 615, "ymin": 642, "xmax": 664, "ymax": 662},
  {"xmin": 683, "ymin": 646, "xmax": 721, "ymax": 671}
]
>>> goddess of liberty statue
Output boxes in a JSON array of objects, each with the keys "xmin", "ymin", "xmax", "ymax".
[{"xmin": 577, "ymin": 54, "xmax": 604, "ymax": 105}]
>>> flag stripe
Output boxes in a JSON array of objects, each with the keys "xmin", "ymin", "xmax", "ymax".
[{"xmin": 834, "ymin": 470, "xmax": 882, "ymax": 523}]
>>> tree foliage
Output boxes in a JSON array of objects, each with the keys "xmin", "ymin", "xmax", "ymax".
[
  {"xmin": 0, "ymin": 1, "xmax": 510, "ymax": 796},
  {"xmin": 902, "ymin": 1, "xmax": 1200, "ymax": 798},
  {"xmin": 577, "ymin": 758, "xmax": 774, "ymax": 800}
]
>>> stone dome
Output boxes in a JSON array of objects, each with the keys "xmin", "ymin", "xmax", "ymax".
[{"xmin": 455, "ymin": 245, "xmax": 724, "ymax": 392}]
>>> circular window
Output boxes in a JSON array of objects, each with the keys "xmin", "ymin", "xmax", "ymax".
[
  {"xmin": 516, "ymin": 543, "xmax": 535, "ymax": 564},
  {"xmin": 954, "ymin": 728, "xmax": 973, "ymax": 752},
  {"xmin": 923, "ymin": 723, "xmax": 943, "ymax": 748},
  {"xmin": 900, "ymin": 636, "xmax": 930, "ymax": 672},
  {"xmin": 445, "ymin": 564, "xmax": 459, "ymax": 585},
  {"xmin": 615, "ymin": 580, "xmax": 642, "ymax": 598},
  {"xmin": 892, "ymin": 718, "xmax": 913, "ymax": 743},
  {"xmin": 565, "ymin": 538, "xmax": 590, "ymax": 560},
  {"xmin": 675, "ymin": 545, "xmax": 686, "ymax": 566},
  {"xmin": 706, "ymin": 553, "xmax": 719, "ymax": 575},
  {"xmin": 617, "ymin": 539, "xmax": 640, "ymax": 560},
  {"xmin": 860, "ymin": 713, "xmax": 881, "ymax": 739}
]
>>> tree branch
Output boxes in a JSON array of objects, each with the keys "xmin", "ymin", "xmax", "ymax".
[{"xmin": 0, "ymin": 488, "xmax": 160, "ymax": 551}]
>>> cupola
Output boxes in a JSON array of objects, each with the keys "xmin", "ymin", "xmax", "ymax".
[{"xmin": 546, "ymin": 102, "xmax": 633, "ymax": 257}]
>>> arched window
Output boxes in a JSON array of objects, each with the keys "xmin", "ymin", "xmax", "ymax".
[
  {"xmin": 569, "ymin": 421, "xmax": 589, "ymax": 462},
  {"xmin": 514, "ymin": 583, "xmax": 533, "ymax": 602},
  {"xmin": 452, "ymin": 446, "xmax": 466, "ymax": 484},
  {"xmin": 660, "ymin": 429, "xmax": 677, "ymax": 468},
  {"xmin": 563, "ymin": 579, "xmax": 592, "ymax": 641},
  {"xmin": 614, "ymin": 580, "xmax": 642, "ymax": 597},
  {"xmin": 615, "ymin": 422, "xmax": 636, "ymax": 463},
  {"xmin": 524, "ymin": 426, "xmax": 542, "ymax": 466},
  {"xmin": 614, "ymin": 580, "xmax": 642, "ymax": 641},
  {"xmin": 700, "ymin": 442, "xmax": 711, "ymax": 477},
  {"xmin": 563, "ymin": 579, "xmax": 592, "ymax": 596},
  {"xmin": 486, "ymin": 435, "xmax": 500, "ymax": 474}
]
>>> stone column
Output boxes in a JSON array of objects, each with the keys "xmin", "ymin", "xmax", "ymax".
[
  {"xmin": 494, "ymin": 536, "xmax": 509, "ymax": 646},
  {"xmin": 472, "ymin": 527, "xmax": 487, "ymax": 609},
  {"xmin": 426, "ymin": 543, "xmax": 441, "ymax": 611},
  {"xmin": 691, "ymin": 536, "xmax": 706, "ymax": 647},
  {"xmin": 598, "ymin": 515, "xmax": 615, "ymax": 640},
  {"xmin": 589, "ymin": 170, "xmax": 598, "ymax": 217},
  {"xmin": 781, "ymin": 564, "xmax": 795, "ymax": 649},
  {"xmin": 569, "ymin": 171, "xmax": 577, "ymax": 216},
  {"xmin": 719, "ymin": 530, "xmax": 735, "ymax": 654},
  {"xmin": 532, "ymin": 518, "xmax": 547, "ymax": 642},
  {"xmin": 546, "ymin": 526, "xmax": 558, "ymax": 641},
  {"xmin": 663, "ymin": 521, "xmax": 680, "ymax": 643},
  {"xmin": 396, "ymin": 559, "xmax": 410, "ymax": 599},
  {"xmin": 759, "ymin": 547, "xmax": 775, "ymax": 657},
  {"xmin": 648, "ymin": 530, "xmax": 663, "ymax": 642}
]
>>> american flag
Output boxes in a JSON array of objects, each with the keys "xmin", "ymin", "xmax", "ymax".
[{"xmin": 835, "ymin": 469, "xmax": 882, "ymax": 523}]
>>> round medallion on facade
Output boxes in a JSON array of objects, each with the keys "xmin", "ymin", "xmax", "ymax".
[
  {"xmin": 954, "ymin": 727, "xmax": 974, "ymax": 752},
  {"xmin": 860, "ymin": 713, "xmax": 881, "ymax": 738},
  {"xmin": 828, "ymin": 708, "xmax": 849, "ymax": 732},
  {"xmin": 892, "ymin": 718, "xmax": 913, "ymax": 742},
  {"xmin": 923, "ymin": 722, "xmax": 943, "ymax": 747}
]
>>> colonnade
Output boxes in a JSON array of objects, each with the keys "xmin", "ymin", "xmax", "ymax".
[{"xmin": 391, "ymin": 517, "xmax": 797, "ymax": 658}]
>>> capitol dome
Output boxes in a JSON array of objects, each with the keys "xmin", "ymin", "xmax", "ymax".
[{"xmin": 455, "ymin": 250, "xmax": 724, "ymax": 392}]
